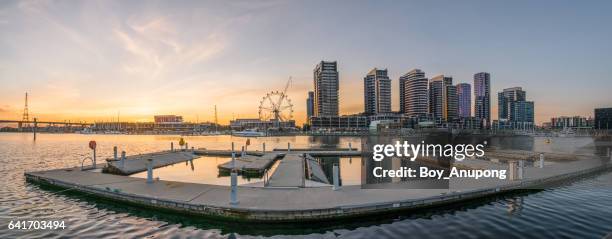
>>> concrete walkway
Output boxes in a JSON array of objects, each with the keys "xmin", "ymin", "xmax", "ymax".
[
  {"xmin": 266, "ymin": 154, "xmax": 305, "ymax": 187},
  {"xmin": 25, "ymin": 153, "xmax": 612, "ymax": 221},
  {"xmin": 217, "ymin": 153, "xmax": 281, "ymax": 174},
  {"xmin": 104, "ymin": 150, "xmax": 196, "ymax": 175}
]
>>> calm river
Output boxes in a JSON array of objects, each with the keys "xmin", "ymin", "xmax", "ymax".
[{"xmin": 1, "ymin": 133, "xmax": 611, "ymax": 238}]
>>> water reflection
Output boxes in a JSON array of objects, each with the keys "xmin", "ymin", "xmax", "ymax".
[
  {"xmin": 2, "ymin": 133, "xmax": 612, "ymax": 238},
  {"xmin": 506, "ymin": 196, "xmax": 524, "ymax": 215},
  {"xmin": 131, "ymin": 156, "xmax": 276, "ymax": 185}
]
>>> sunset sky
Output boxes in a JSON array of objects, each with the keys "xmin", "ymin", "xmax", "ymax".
[{"xmin": 1, "ymin": 0, "xmax": 611, "ymax": 125}]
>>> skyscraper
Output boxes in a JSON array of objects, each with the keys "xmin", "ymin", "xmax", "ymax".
[
  {"xmin": 498, "ymin": 87, "xmax": 526, "ymax": 120},
  {"xmin": 364, "ymin": 68, "xmax": 391, "ymax": 115},
  {"xmin": 497, "ymin": 87, "xmax": 534, "ymax": 126},
  {"xmin": 306, "ymin": 91, "xmax": 314, "ymax": 121},
  {"xmin": 510, "ymin": 101, "xmax": 534, "ymax": 123},
  {"xmin": 313, "ymin": 61, "xmax": 339, "ymax": 116},
  {"xmin": 429, "ymin": 75, "xmax": 457, "ymax": 122},
  {"xmin": 444, "ymin": 84, "xmax": 458, "ymax": 122},
  {"xmin": 474, "ymin": 72, "xmax": 491, "ymax": 128},
  {"xmin": 456, "ymin": 83, "xmax": 471, "ymax": 118},
  {"xmin": 594, "ymin": 108, "xmax": 612, "ymax": 129},
  {"xmin": 400, "ymin": 69, "xmax": 428, "ymax": 117}
]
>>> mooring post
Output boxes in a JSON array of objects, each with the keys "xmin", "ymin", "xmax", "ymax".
[
  {"xmin": 171, "ymin": 142, "xmax": 174, "ymax": 152},
  {"xmin": 185, "ymin": 143, "xmax": 188, "ymax": 151},
  {"xmin": 518, "ymin": 160, "xmax": 524, "ymax": 179},
  {"xmin": 508, "ymin": 161, "xmax": 517, "ymax": 180},
  {"xmin": 241, "ymin": 146, "xmax": 245, "ymax": 157},
  {"xmin": 191, "ymin": 146, "xmax": 194, "ymax": 152},
  {"xmin": 120, "ymin": 151, "xmax": 126, "ymax": 169},
  {"xmin": 113, "ymin": 146, "xmax": 118, "ymax": 161},
  {"xmin": 263, "ymin": 142, "xmax": 266, "ymax": 153},
  {"xmin": 230, "ymin": 170, "xmax": 239, "ymax": 205},
  {"xmin": 288, "ymin": 142, "xmax": 291, "ymax": 152},
  {"xmin": 231, "ymin": 142, "xmax": 235, "ymax": 169},
  {"xmin": 333, "ymin": 164, "xmax": 340, "ymax": 191},
  {"xmin": 348, "ymin": 142, "xmax": 352, "ymax": 151},
  {"xmin": 33, "ymin": 118, "xmax": 37, "ymax": 141},
  {"xmin": 539, "ymin": 153, "xmax": 544, "ymax": 168},
  {"xmin": 92, "ymin": 147, "xmax": 97, "ymax": 169},
  {"xmin": 146, "ymin": 158, "xmax": 153, "ymax": 184}
]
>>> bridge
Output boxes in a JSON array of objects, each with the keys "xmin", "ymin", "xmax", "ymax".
[
  {"xmin": 0, "ymin": 118, "xmax": 92, "ymax": 140},
  {"xmin": 0, "ymin": 119, "xmax": 92, "ymax": 127}
]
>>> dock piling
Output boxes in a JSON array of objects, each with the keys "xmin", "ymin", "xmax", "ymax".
[
  {"xmin": 146, "ymin": 158, "xmax": 153, "ymax": 184},
  {"xmin": 120, "ymin": 151, "xmax": 126, "ymax": 169},
  {"xmin": 171, "ymin": 142, "xmax": 174, "ymax": 152},
  {"xmin": 263, "ymin": 142, "xmax": 266, "ymax": 153},
  {"xmin": 539, "ymin": 153, "xmax": 544, "ymax": 168},
  {"xmin": 231, "ymin": 142, "xmax": 236, "ymax": 169},
  {"xmin": 113, "ymin": 146, "xmax": 118, "ymax": 161},
  {"xmin": 348, "ymin": 142, "xmax": 352, "ymax": 151},
  {"xmin": 241, "ymin": 146, "xmax": 245, "ymax": 157},
  {"xmin": 288, "ymin": 142, "xmax": 291, "ymax": 152},
  {"xmin": 230, "ymin": 170, "xmax": 239, "ymax": 205},
  {"xmin": 185, "ymin": 143, "xmax": 188, "ymax": 151},
  {"xmin": 508, "ymin": 161, "xmax": 518, "ymax": 180},
  {"xmin": 33, "ymin": 118, "xmax": 37, "ymax": 141},
  {"xmin": 333, "ymin": 164, "xmax": 340, "ymax": 191},
  {"xmin": 92, "ymin": 147, "xmax": 97, "ymax": 169}
]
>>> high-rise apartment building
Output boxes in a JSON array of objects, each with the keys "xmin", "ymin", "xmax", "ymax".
[
  {"xmin": 306, "ymin": 91, "xmax": 314, "ymax": 121},
  {"xmin": 497, "ymin": 87, "xmax": 534, "ymax": 124},
  {"xmin": 498, "ymin": 87, "xmax": 526, "ymax": 120},
  {"xmin": 364, "ymin": 68, "xmax": 392, "ymax": 115},
  {"xmin": 400, "ymin": 69, "xmax": 428, "ymax": 117},
  {"xmin": 594, "ymin": 108, "xmax": 612, "ymax": 129},
  {"xmin": 429, "ymin": 75, "xmax": 457, "ymax": 122},
  {"xmin": 510, "ymin": 101, "xmax": 534, "ymax": 123},
  {"xmin": 313, "ymin": 61, "xmax": 339, "ymax": 116},
  {"xmin": 474, "ymin": 72, "xmax": 491, "ymax": 127},
  {"xmin": 456, "ymin": 83, "xmax": 471, "ymax": 118}
]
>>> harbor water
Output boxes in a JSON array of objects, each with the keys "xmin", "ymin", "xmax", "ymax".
[{"xmin": 1, "ymin": 133, "xmax": 611, "ymax": 238}]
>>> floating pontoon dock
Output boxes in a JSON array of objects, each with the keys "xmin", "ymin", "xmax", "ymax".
[
  {"xmin": 104, "ymin": 150, "xmax": 196, "ymax": 175},
  {"xmin": 217, "ymin": 153, "xmax": 282, "ymax": 174},
  {"xmin": 24, "ymin": 148, "xmax": 612, "ymax": 222}
]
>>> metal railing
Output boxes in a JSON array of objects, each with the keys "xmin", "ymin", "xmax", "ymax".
[
  {"xmin": 81, "ymin": 156, "xmax": 94, "ymax": 171},
  {"xmin": 263, "ymin": 168, "xmax": 270, "ymax": 187}
]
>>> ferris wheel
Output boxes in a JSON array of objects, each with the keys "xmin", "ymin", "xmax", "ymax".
[{"xmin": 258, "ymin": 77, "xmax": 294, "ymax": 123}]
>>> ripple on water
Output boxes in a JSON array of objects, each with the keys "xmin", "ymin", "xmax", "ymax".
[{"xmin": 1, "ymin": 133, "xmax": 612, "ymax": 238}]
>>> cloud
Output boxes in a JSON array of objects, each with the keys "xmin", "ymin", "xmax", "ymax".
[
  {"xmin": 17, "ymin": 0, "xmax": 52, "ymax": 14},
  {"xmin": 113, "ymin": 17, "xmax": 227, "ymax": 82}
]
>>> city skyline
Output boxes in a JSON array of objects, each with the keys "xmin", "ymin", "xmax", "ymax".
[{"xmin": 1, "ymin": 1, "xmax": 611, "ymax": 125}]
